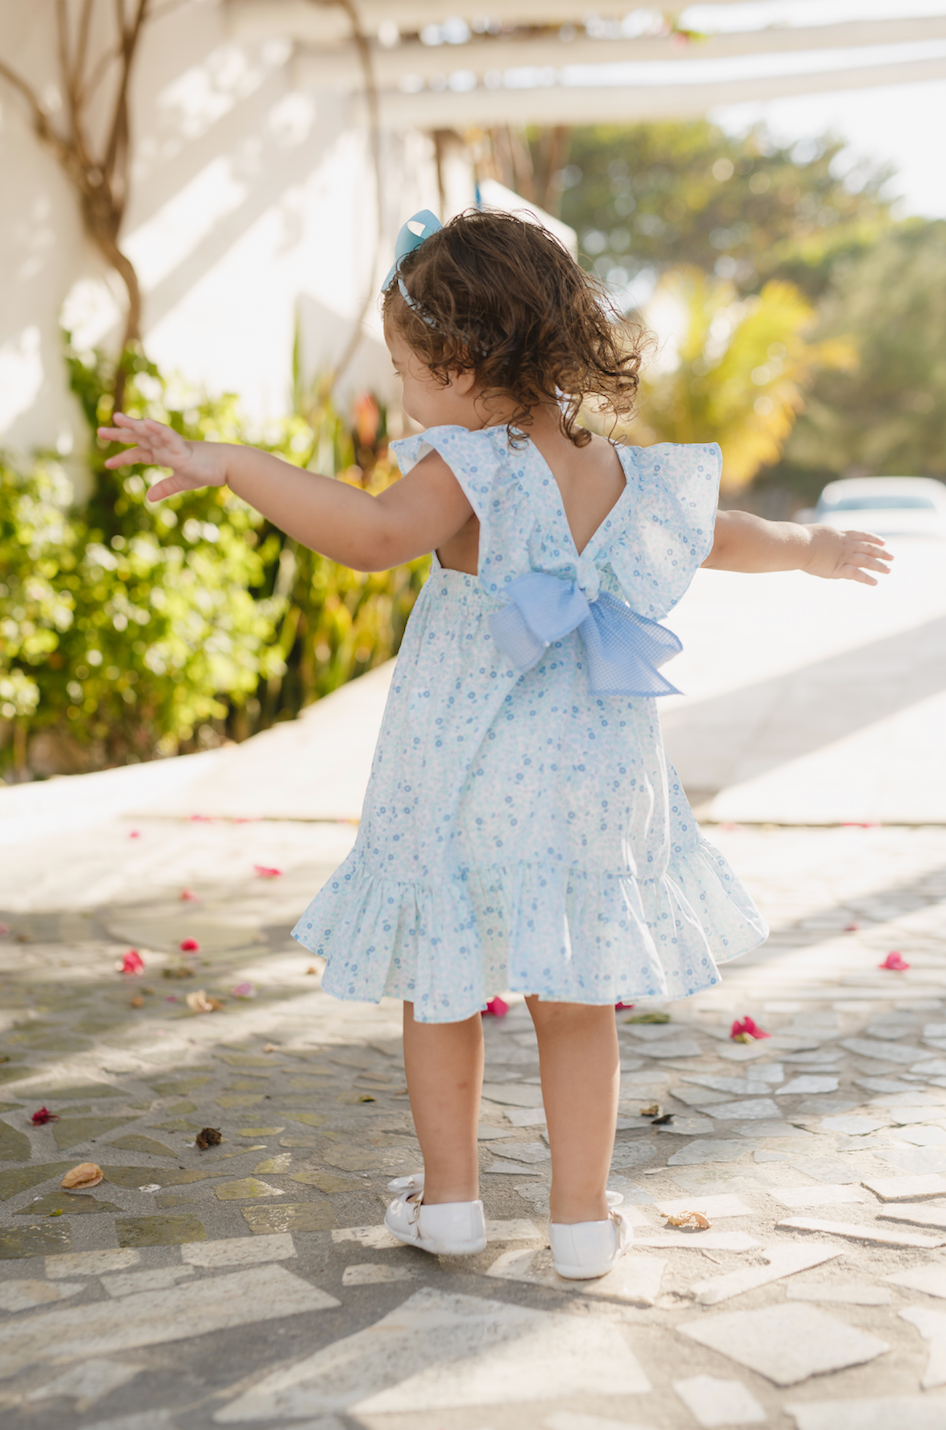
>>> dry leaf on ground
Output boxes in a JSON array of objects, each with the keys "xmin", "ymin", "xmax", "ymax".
[
  {"xmin": 662, "ymin": 1210, "xmax": 711, "ymax": 1230},
  {"xmin": 195, "ymin": 1127, "xmax": 223, "ymax": 1151},
  {"xmin": 186, "ymin": 989, "xmax": 222, "ymax": 1013},
  {"xmin": 61, "ymin": 1162, "xmax": 104, "ymax": 1190},
  {"xmin": 639, "ymin": 1103, "xmax": 660, "ymax": 1118}
]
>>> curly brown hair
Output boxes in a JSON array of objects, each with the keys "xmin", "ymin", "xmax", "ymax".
[{"xmin": 382, "ymin": 208, "xmax": 644, "ymax": 447}]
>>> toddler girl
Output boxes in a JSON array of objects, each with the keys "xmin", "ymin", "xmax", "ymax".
[{"xmin": 101, "ymin": 208, "xmax": 890, "ymax": 1280}]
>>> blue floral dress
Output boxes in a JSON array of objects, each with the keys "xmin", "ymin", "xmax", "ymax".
[{"xmin": 293, "ymin": 426, "xmax": 767, "ymax": 1021}]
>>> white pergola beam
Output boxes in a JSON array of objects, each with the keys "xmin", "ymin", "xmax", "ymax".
[
  {"xmin": 228, "ymin": 0, "xmax": 749, "ymax": 45},
  {"xmin": 369, "ymin": 53, "xmax": 946, "ymax": 128},
  {"xmin": 294, "ymin": 16, "xmax": 946, "ymax": 89}
]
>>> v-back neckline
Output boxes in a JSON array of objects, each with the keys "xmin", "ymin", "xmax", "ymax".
[{"xmin": 528, "ymin": 437, "xmax": 633, "ymax": 561}]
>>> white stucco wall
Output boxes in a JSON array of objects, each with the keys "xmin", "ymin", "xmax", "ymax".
[{"xmin": 0, "ymin": 0, "xmax": 460, "ymax": 463}]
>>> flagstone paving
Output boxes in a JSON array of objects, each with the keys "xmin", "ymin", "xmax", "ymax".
[{"xmin": 0, "ymin": 818, "xmax": 945, "ymax": 1428}]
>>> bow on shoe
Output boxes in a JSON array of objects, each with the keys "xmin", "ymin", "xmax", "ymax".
[{"xmin": 488, "ymin": 571, "xmax": 683, "ymax": 697}]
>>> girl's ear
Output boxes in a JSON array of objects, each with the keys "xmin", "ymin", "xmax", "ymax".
[{"xmin": 451, "ymin": 367, "xmax": 479, "ymax": 396}]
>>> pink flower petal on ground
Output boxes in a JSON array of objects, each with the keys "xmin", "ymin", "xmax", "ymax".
[
  {"xmin": 31, "ymin": 1106, "xmax": 59, "ymax": 1125},
  {"xmin": 179, "ymin": 938, "xmax": 201, "ymax": 953},
  {"xmin": 844, "ymin": 923, "xmax": 860, "ymax": 932},
  {"xmin": 129, "ymin": 830, "xmax": 141, "ymax": 839},
  {"xmin": 115, "ymin": 950, "xmax": 144, "ymax": 975},
  {"xmin": 231, "ymin": 981, "xmax": 256, "ymax": 999},
  {"xmin": 253, "ymin": 865, "xmax": 282, "ymax": 879},
  {"xmin": 615, "ymin": 1001, "xmax": 635, "ymax": 1011},
  {"xmin": 166, "ymin": 995, "xmax": 178, "ymax": 1002},
  {"xmin": 481, "ymin": 996, "xmax": 509, "ymax": 1017},
  {"xmin": 731, "ymin": 1015, "xmax": 770, "ymax": 1041},
  {"xmin": 190, "ymin": 814, "xmax": 213, "ymax": 822},
  {"xmin": 880, "ymin": 951, "xmax": 911, "ymax": 971},
  {"xmin": 0, "ymin": 924, "xmax": 9, "ymax": 936},
  {"xmin": 180, "ymin": 889, "xmax": 199, "ymax": 902}
]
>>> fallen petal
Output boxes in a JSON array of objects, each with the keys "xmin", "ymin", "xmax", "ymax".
[
  {"xmin": 482, "ymin": 996, "xmax": 509, "ymax": 1017},
  {"xmin": 115, "ymin": 949, "xmax": 144, "ymax": 975},
  {"xmin": 731, "ymin": 1015, "xmax": 770, "ymax": 1040},
  {"xmin": 31, "ymin": 1106, "xmax": 59, "ymax": 1125},
  {"xmin": 231, "ymin": 981, "xmax": 256, "ymax": 999},
  {"xmin": 880, "ymin": 951, "xmax": 911, "ymax": 971},
  {"xmin": 0, "ymin": 924, "xmax": 9, "ymax": 936},
  {"xmin": 179, "ymin": 938, "xmax": 201, "ymax": 953},
  {"xmin": 128, "ymin": 830, "xmax": 141, "ymax": 839},
  {"xmin": 61, "ymin": 1162, "xmax": 104, "ymax": 1190},
  {"xmin": 614, "ymin": 1001, "xmax": 635, "ymax": 1011},
  {"xmin": 180, "ymin": 889, "xmax": 199, "ymax": 902},
  {"xmin": 253, "ymin": 864, "xmax": 282, "ymax": 878}
]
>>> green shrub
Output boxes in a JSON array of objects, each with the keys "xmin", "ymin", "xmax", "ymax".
[{"xmin": 0, "ymin": 341, "xmax": 428, "ymax": 777}]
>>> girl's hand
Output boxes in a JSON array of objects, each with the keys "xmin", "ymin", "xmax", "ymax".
[
  {"xmin": 802, "ymin": 525, "xmax": 893, "ymax": 585},
  {"xmin": 97, "ymin": 413, "xmax": 227, "ymax": 501}
]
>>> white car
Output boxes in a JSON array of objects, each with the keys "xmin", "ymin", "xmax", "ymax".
[{"xmin": 796, "ymin": 477, "xmax": 946, "ymax": 540}]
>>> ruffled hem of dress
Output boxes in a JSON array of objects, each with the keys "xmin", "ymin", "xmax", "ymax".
[{"xmin": 292, "ymin": 843, "xmax": 767, "ymax": 1024}]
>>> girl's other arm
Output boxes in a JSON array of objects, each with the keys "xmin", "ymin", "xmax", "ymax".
[
  {"xmin": 703, "ymin": 510, "xmax": 893, "ymax": 586},
  {"xmin": 97, "ymin": 415, "xmax": 472, "ymax": 571}
]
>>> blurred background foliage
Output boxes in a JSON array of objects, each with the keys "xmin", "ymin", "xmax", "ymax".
[
  {"xmin": 615, "ymin": 268, "xmax": 856, "ymax": 491},
  {"xmin": 492, "ymin": 116, "xmax": 945, "ymax": 507},
  {"xmin": 0, "ymin": 340, "xmax": 428, "ymax": 779},
  {"xmin": 3, "ymin": 115, "xmax": 945, "ymax": 777}
]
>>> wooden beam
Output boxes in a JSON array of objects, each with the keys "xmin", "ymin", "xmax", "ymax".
[
  {"xmin": 364, "ymin": 54, "xmax": 946, "ymax": 129},
  {"xmin": 227, "ymin": 0, "xmax": 748, "ymax": 45},
  {"xmin": 293, "ymin": 16, "xmax": 946, "ymax": 90}
]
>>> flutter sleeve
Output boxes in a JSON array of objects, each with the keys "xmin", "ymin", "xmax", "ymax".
[
  {"xmin": 390, "ymin": 425, "xmax": 502, "ymax": 525},
  {"xmin": 608, "ymin": 441, "xmax": 721, "ymax": 618}
]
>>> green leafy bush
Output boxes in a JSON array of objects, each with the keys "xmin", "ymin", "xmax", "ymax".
[{"xmin": 0, "ymin": 343, "xmax": 428, "ymax": 778}]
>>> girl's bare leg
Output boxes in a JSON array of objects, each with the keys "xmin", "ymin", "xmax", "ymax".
[
  {"xmin": 402, "ymin": 1001, "xmax": 483, "ymax": 1205},
  {"xmin": 527, "ymin": 997, "xmax": 619, "ymax": 1223}
]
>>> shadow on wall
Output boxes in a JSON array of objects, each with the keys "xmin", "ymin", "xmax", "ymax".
[
  {"xmin": 0, "ymin": 0, "xmax": 388, "ymax": 451},
  {"xmin": 662, "ymin": 613, "xmax": 946, "ymax": 803}
]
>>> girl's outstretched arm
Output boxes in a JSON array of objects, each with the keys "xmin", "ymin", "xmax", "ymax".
[
  {"xmin": 97, "ymin": 414, "xmax": 472, "ymax": 572},
  {"xmin": 703, "ymin": 510, "xmax": 893, "ymax": 586}
]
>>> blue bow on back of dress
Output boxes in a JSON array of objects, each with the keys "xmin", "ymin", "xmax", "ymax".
[{"xmin": 489, "ymin": 572, "xmax": 682, "ymax": 697}]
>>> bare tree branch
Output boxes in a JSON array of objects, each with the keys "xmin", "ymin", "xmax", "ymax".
[
  {"xmin": 0, "ymin": 0, "xmax": 152, "ymax": 405},
  {"xmin": 103, "ymin": 0, "xmax": 149, "ymax": 193},
  {"xmin": 0, "ymin": 55, "xmax": 73, "ymax": 169},
  {"xmin": 73, "ymin": 0, "xmax": 98, "ymax": 105}
]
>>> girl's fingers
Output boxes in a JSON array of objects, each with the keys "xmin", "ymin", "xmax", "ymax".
[
  {"xmin": 844, "ymin": 566, "xmax": 878, "ymax": 586},
  {"xmin": 104, "ymin": 447, "xmax": 148, "ymax": 468}
]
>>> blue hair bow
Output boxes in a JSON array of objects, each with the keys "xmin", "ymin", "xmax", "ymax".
[
  {"xmin": 382, "ymin": 209, "xmax": 442, "ymax": 299},
  {"xmin": 489, "ymin": 572, "xmax": 682, "ymax": 697}
]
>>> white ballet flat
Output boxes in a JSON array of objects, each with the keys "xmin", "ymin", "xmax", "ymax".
[
  {"xmin": 383, "ymin": 1172, "xmax": 487, "ymax": 1256},
  {"xmin": 549, "ymin": 1190, "xmax": 633, "ymax": 1280}
]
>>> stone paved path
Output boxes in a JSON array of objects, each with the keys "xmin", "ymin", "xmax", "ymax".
[{"xmin": 1, "ymin": 817, "xmax": 946, "ymax": 1429}]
